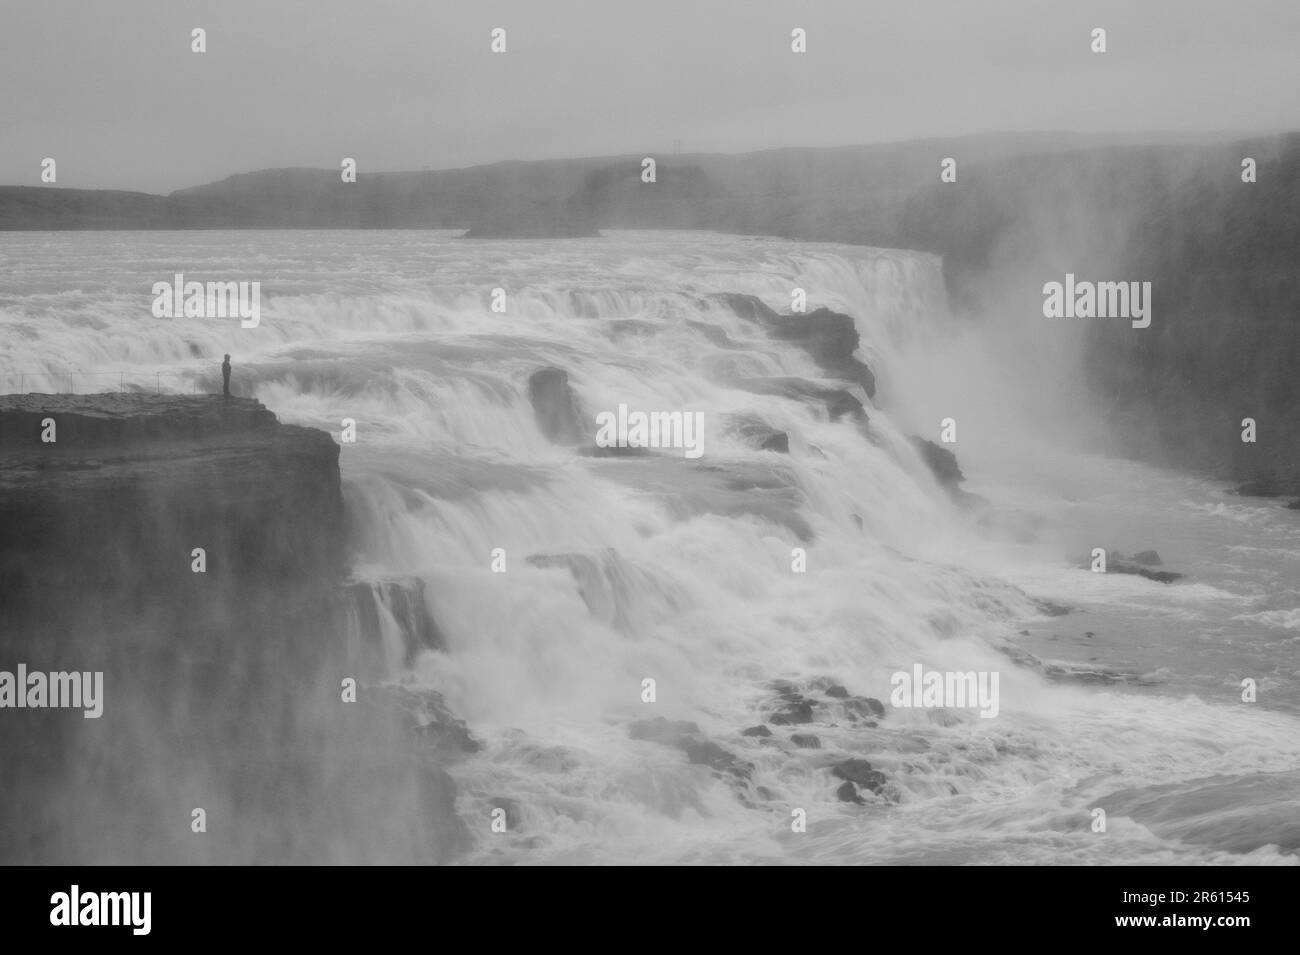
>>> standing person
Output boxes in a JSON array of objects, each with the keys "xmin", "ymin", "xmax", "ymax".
[{"xmin": 222, "ymin": 354, "xmax": 231, "ymax": 397}]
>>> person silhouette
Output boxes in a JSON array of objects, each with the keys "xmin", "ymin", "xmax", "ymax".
[{"xmin": 221, "ymin": 354, "xmax": 231, "ymax": 397}]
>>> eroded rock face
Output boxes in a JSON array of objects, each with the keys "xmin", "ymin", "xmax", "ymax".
[
  {"xmin": 715, "ymin": 294, "xmax": 877, "ymax": 398},
  {"xmin": 341, "ymin": 576, "xmax": 445, "ymax": 673},
  {"xmin": 0, "ymin": 394, "xmax": 466, "ymax": 864},
  {"xmin": 0, "ymin": 396, "xmax": 345, "ymax": 641},
  {"xmin": 762, "ymin": 308, "xmax": 877, "ymax": 398}
]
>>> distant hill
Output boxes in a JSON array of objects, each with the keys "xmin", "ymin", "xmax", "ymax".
[{"xmin": 0, "ymin": 132, "xmax": 1208, "ymax": 233}]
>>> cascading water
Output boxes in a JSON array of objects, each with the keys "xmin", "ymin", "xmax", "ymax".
[{"xmin": 2, "ymin": 229, "xmax": 1297, "ymax": 864}]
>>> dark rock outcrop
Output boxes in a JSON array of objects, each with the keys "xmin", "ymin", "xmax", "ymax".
[
  {"xmin": 0, "ymin": 394, "xmax": 466, "ymax": 864},
  {"xmin": 832, "ymin": 758, "xmax": 887, "ymax": 794},
  {"xmin": 726, "ymin": 413, "xmax": 790, "ymax": 454},
  {"xmin": 716, "ymin": 296, "xmax": 876, "ymax": 398},
  {"xmin": 763, "ymin": 308, "xmax": 877, "ymax": 398},
  {"xmin": 1083, "ymin": 550, "xmax": 1184, "ymax": 584},
  {"xmin": 527, "ymin": 367, "xmax": 585, "ymax": 445},
  {"xmin": 837, "ymin": 781, "xmax": 866, "ymax": 805},
  {"xmin": 910, "ymin": 436, "xmax": 964, "ymax": 488},
  {"xmin": 769, "ymin": 700, "xmax": 815, "ymax": 725},
  {"xmin": 843, "ymin": 697, "xmax": 886, "ymax": 721},
  {"xmin": 909, "ymin": 436, "xmax": 988, "ymax": 510}
]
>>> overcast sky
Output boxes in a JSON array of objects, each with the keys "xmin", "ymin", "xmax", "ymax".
[{"xmin": 2, "ymin": 0, "xmax": 1297, "ymax": 193}]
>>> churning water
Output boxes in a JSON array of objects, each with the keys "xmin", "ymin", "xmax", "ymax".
[{"xmin": 2, "ymin": 230, "xmax": 1297, "ymax": 864}]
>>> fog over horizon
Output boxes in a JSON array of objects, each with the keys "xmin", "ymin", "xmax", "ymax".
[{"xmin": 3, "ymin": 0, "xmax": 1298, "ymax": 193}]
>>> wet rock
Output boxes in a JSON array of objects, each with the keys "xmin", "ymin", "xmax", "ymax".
[
  {"xmin": 832, "ymin": 759, "xmax": 887, "ymax": 793},
  {"xmin": 764, "ymin": 308, "xmax": 877, "ymax": 397},
  {"xmin": 910, "ymin": 436, "xmax": 964, "ymax": 488},
  {"xmin": 826, "ymin": 391, "xmax": 868, "ymax": 423},
  {"xmin": 527, "ymin": 366, "xmax": 585, "ymax": 445},
  {"xmin": 790, "ymin": 733, "xmax": 821, "ymax": 749},
  {"xmin": 1130, "ymin": 550, "xmax": 1162, "ymax": 565},
  {"xmin": 741, "ymin": 724, "xmax": 772, "ymax": 738},
  {"xmin": 1135, "ymin": 568, "xmax": 1182, "ymax": 583},
  {"xmin": 909, "ymin": 436, "xmax": 984, "ymax": 509},
  {"xmin": 836, "ymin": 781, "xmax": 866, "ymax": 805},
  {"xmin": 714, "ymin": 297, "xmax": 876, "ymax": 397},
  {"xmin": 769, "ymin": 700, "xmax": 815, "ymax": 725},
  {"xmin": 682, "ymin": 739, "xmax": 752, "ymax": 779},
  {"xmin": 843, "ymin": 697, "xmax": 886, "ymax": 720},
  {"xmin": 727, "ymin": 414, "xmax": 790, "ymax": 454},
  {"xmin": 716, "ymin": 292, "xmax": 780, "ymax": 323},
  {"xmin": 1110, "ymin": 558, "xmax": 1182, "ymax": 583},
  {"xmin": 825, "ymin": 685, "xmax": 849, "ymax": 699}
]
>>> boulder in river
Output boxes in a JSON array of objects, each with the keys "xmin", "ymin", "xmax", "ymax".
[
  {"xmin": 527, "ymin": 366, "xmax": 585, "ymax": 445},
  {"xmin": 832, "ymin": 758, "xmax": 887, "ymax": 794}
]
